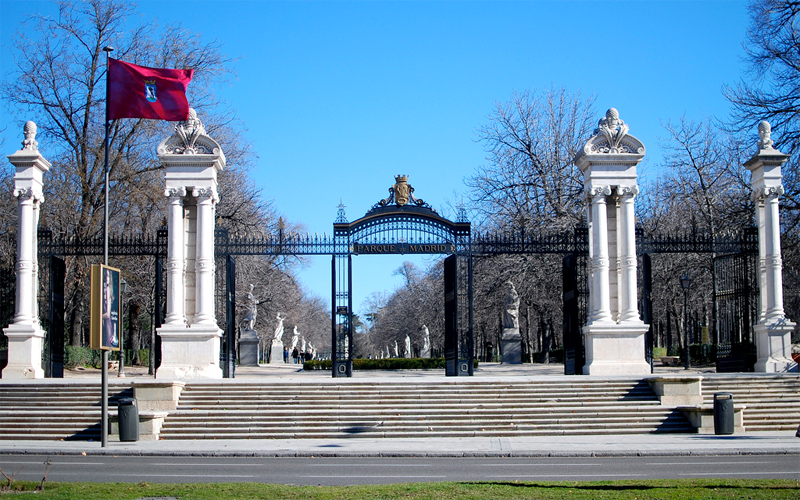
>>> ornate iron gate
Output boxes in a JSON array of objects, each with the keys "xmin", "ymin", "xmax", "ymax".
[{"xmin": 330, "ymin": 177, "xmax": 472, "ymax": 377}]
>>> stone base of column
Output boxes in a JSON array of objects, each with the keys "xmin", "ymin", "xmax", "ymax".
[
  {"xmin": 156, "ymin": 324, "xmax": 222, "ymax": 379},
  {"xmin": 582, "ymin": 321, "xmax": 651, "ymax": 376},
  {"xmin": 238, "ymin": 334, "xmax": 260, "ymax": 367},
  {"xmin": 269, "ymin": 340, "xmax": 284, "ymax": 364},
  {"xmin": 754, "ymin": 321, "xmax": 798, "ymax": 373},
  {"xmin": 2, "ymin": 323, "xmax": 45, "ymax": 379},
  {"xmin": 501, "ymin": 328, "xmax": 522, "ymax": 364}
]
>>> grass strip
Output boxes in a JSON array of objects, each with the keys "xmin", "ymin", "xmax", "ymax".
[{"xmin": 1, "ymin": 479, "xmax": 798, "ymax": 499}]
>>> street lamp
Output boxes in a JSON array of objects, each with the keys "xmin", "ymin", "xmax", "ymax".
[
  {"xmin": 118, "ymin": 277, "xmax": 127, "ymax": 378},
  {"xmin": 680, "ymin": 274, "xmax": 691, "ymax": 370}
]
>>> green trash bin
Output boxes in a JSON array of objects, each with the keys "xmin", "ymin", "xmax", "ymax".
[
  {"xmin": 713, "ymin": 392, "xmax": 734, "ymax": 435},
  {"xmin": 117, "ymin": 397, "xmax": 139, "ymax": 442}
]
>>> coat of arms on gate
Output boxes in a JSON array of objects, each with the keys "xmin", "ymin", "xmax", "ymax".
[
  {"xmin": 393, "ymin": 175, "xmax": 410, "ymax": 205},
  {"xmin": 373, "ymin": 175, "xmax": 436, "ymax": 213}
]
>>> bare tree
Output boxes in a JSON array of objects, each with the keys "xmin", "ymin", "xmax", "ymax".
[
  {"xmin": 468, "ymin": 86, "xmax": 597, "ymax": 231},
  {"xmin": 724, "ymin": 0, "xmax": 800, "ymax": 226}
]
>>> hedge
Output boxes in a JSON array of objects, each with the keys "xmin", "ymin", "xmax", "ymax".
[{"xmin": 303, "ymin": 358, "xmax": 479, "ymax": 371}]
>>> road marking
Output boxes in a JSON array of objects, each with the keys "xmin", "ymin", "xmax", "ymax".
[
  {"xmin": 647, "ymin": 461, "xmax": 782, "ymax": 465},
  {"xmin": 305, "ymin": 475, "xmax": 447, "ymax": 479},
  {"xmin": 479, "ymin": 463, "xmax": 602, "ymax": 467},
  {"xmin": 680, "ymin": 472, "xmax": 800, "ymax": 476},
  {"xmin": 150, "ymin": 463, "xmax": 268, "ymax": 467},
  {"xmin": 0, "ymin": 461, "xmax": 106, "ymax": 466},
  {"xmin": 306, "ymin": 464, "xmax": 437, "ymax": 467},
  {"xmin": 488, "ymin": 474, "xmax": 648, "ymax": 478}
]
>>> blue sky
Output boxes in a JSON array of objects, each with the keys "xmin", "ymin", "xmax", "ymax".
[{"xmin": 1, "ymin": 0, "xmax": 751, "ymax": 316}]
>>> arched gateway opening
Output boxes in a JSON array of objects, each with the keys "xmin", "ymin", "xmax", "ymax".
[{"xmin": 331, "ymin": 176, "xmax": 472, "ymax": 377}]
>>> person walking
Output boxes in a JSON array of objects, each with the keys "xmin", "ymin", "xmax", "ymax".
[{"xmin": 292, "ymin": 347, "xmax": 299, "ymax": 364}]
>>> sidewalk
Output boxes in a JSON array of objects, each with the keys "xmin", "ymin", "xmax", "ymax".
[{"xmin": 1, "ymin": 432, "xmax": 798, "ymax": 458}]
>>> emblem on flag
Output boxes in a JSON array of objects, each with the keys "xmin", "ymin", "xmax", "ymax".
[{"xmin": 145, "ymin": 80, "xmax": 157, "ymax": 103}]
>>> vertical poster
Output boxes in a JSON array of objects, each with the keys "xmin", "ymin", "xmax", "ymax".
[{"xmin": 90, "ymin": 264, "xmax": 121, "ymax": 351}]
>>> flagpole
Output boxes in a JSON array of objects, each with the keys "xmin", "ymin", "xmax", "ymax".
[{"xmin": 101, "ymin": 45, "xmax": 114, "ymax": 449}]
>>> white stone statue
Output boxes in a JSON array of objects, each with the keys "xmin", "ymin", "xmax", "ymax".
[
  {"xmin": 174, "ymin": 108, "xmax": 207, "ymax": 154},
  {"xmin": 301, "ymin": 337, "xmax": 306, "ymax": 352},
  {"xmin": 290, "ymin": 326, "xmax": 300, "ymax": 349},
  {"xmin": 420, "ymin": 325, "xmax": 431, "ymax": 359},
  {"xmin": 595, "ymin": 107, "xmax": 629, "ymax": 153},
  {"xmin": 503, "ymin": 281, "xmax": 520, "ymax": 330},
  {"xmin": 22, "ymin": 121, "xmax": 38, "ymax": 151},
  {"xmin": 758, "ymin": 120, "xmax": 774, "ymax": 150},
  {"xmin": 273, "ymin": 312, "xmax": 285, "ymax": 341},
  {"xmin": 386, "ymin": 346, "xmax": 391, "ymax": 359},
  {"xmin": 239, "ymin": 284, "xmax": 258, "ymax": 334},
  {"xmin": 393, "ymin": 340, "xmax": 399, "ymax": 358},
  {"xmin": 404, "ymin": 334, "xmax": 411, "ymax": 358}
]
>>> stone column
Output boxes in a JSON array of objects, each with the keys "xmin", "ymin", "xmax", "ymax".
[
  {"xmin": 744, "ymin": 121, "xmax": 797, "ymax": 373},
  {"xmin": 155, "ymin": 109, "xmax": 224, "ymax": 379},
  {"xmin": 618, "ymin": 185, "xmax": 641, "ymax": 323},
  {"xmin": 3, "ymin": 121, "xmax": 51, "ymax": 379},
  {"xmin": 588, "ymin": 186, "xmax": 613, "ymax": 324},
  {"xmin": 191, "ymin": 187, "xmax": 217, "ymax": 326},
  {"xmin": 755, "ymin": 195, "xmax": 767, "ymax": 322},
  {"xmin": 574, "ymin": 108, "xmax": 650, "ymax": 376},
  {"xmin": 163, "ymin": 187, "xmax": 187, "ymax": 326}
]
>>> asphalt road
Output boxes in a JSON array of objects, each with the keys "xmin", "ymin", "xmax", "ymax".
[{"xmin": 1, "ymin": 454, "xmax": 798, "ymax": 485}]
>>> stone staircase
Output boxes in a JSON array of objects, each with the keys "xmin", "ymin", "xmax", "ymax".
[
  {"xmin": 2, "ymin": 375, "xmax": 797, "ymax": 441},
  {"xmin": 701, "ymin": 375, "xmax": 800, "ymax": 432},
  {"xmin": 157, "ymin": 379, "xmax": 693, "ymax": 439},
  {"xmin": 0, "ymin": 382, "xmax": 132, "ymax": 440}
]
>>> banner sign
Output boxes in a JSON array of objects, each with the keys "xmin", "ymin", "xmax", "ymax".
[
  {"xmin": 90, "ymin": 264, "xmax": 121, "ymax": 351},
  {"xmin": 351, "ymin": 242, "xmax": 455, "ymax": 255}
]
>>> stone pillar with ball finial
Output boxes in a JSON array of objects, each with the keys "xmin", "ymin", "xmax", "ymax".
[{"xmin": 2, "ymin": 121, "xmax": 51, "ymax": 379}]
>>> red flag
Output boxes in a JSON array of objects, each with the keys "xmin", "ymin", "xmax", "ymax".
[{"xmin": 107, "ymin": 57, "xmax": 194, "ymax": 121}]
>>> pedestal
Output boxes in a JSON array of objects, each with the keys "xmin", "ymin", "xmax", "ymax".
[
  {"xmin": 1, "ymin": 323, "xmax": 45, "ymax": 379},
  {"xmin": 753, "ymin": 321, "xmax": 798, "ymax": 373},
  {"xmin": 156, "ymin": 324, "xmax": 222, "ymax": 379},
  {"xmin": 269, "ymin": 339, "xmax": 284, "ymax": 364},
  {"xmin": 582, "ymin": 322, "xmax": 651, "ymax": 375},
  {"xmin": 238, "ymin": 333, "xmax": 260, "ymax": 367},
  {"xmin": 501, "ymin": 328, "xmax": 522, "ymax": 364}
]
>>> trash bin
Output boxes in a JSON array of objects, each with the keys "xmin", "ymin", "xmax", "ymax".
[
  {"xmin": 713, "ymin": 392, "xmax": 734, "ymax": 435},
  {"xmin": 117, "ymin": 397, "xmax": 139, "ymax": 442}
]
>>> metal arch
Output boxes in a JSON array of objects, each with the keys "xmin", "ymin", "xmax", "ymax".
[
  {"xmin": 336, "ymin": 205, "xmax": 471, "ymax": 254},
  {"xmin": 331, "ymin": 202, "xmax": 473, "ymax": 378}
]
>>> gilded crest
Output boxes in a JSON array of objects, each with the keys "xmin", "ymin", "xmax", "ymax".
[
  {"xmin": 145, "ymin": 80, "xmax": 157, "ymax": 103},
  {"xmin": 393, "ymin": 175, "xmax": 410, "ymax": 206}
]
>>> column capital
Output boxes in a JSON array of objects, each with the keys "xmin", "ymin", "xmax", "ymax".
[
  {"xmin": 617, "ymin": 185, "xmax": 639, "ymax": 198},
  {"xmin": 587, "ymin": 185, "xmax": 612, "ymax": 200},
  {"xmin": 164, "ymin": 187, "xmax": 187, "ymax": 199},
  {"xmin": 192, "ymin": 186, "xmax": 219, "ymax": 203}
]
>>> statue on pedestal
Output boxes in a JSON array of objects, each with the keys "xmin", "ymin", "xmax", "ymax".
[
  {"xmin": 404, "ymin": 335, "xmax": 411, "ymax": 358},
  {"xmin": 273, "ymin": 312, "xmax": 285, "ymax": 341},
  {"xmin": 238, "ymin": 284, "xmax": 261, "ymax": 366},
  {"xmin": 503, "ymin": 281, "xmax": 520, "ymax": 330},
  {"xmin": 239, "ymin": 285, "xmax": 259, "ymax": 337},
  {"xmin": 393, "ymin": 340, "xmax": 399, "ymax": 358},
  {"xmin": 290, "ymin": 326, "xmax": 300, "ymax": 350},
  {"xmin": 420, "ymin": 325, "xmax": 431, "ymax": 359},
  {"xmin": 501, "ymin": 281, "xmax": 522, "ymax": 364}
]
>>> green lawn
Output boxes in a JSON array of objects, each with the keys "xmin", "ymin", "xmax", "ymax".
[{"xmin": 1, "ymin": 479, "xmax": 798, "ymax": 499}]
